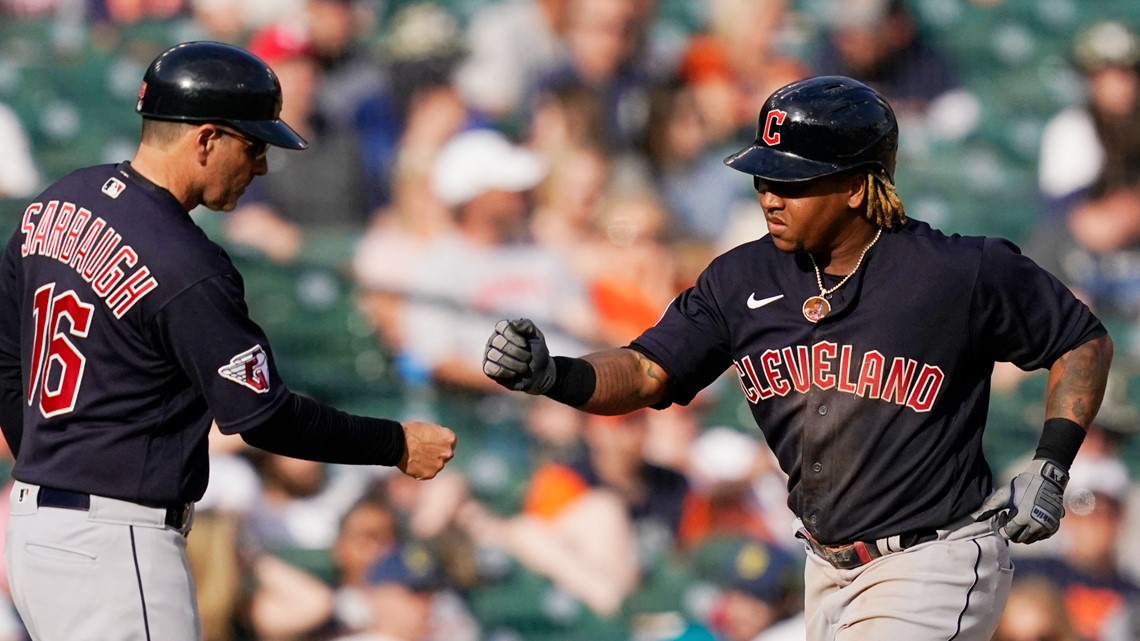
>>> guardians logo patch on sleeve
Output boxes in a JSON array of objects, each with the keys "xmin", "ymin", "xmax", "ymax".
[{"xmin": 218, "ymin": 344, "xmax": 271, "ymax": 393}]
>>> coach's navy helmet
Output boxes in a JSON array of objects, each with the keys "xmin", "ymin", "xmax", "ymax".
[
  {"xmin": 136, "ymin": 41, "xmax": 309, "ymax": 150},
  {"xmin": 724, "ymin": 75, "xmax": 897, "ymax": 183}
]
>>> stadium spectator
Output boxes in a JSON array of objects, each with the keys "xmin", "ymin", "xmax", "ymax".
[
  {"xmin": 0, "ymin": 102, "xmax": 40, "ymax": 199},
  {"xmin": 677, "ymin": 0, "xmax": 806, "ymax": 144},
  {"xmin": 247, "ymin": 552, "xmax": 338, "ymax": 640},
  {"xmin": 187, "ymin": 429, "xmax": 260, "ymax": 641},
  {"xmin": 1026, "ymin": 21, "xmax": 1140, "ymax": 322},
  {"xmin": 678, "ymin": 427, "xmax": 793, "ymax": 552},
  {"xmin": 523, "ymin": 410, "xmax": 690, "ymax": 550},
  {"xmin": 534, "ymin": 0, "xmax": 658, "ymax": 153},
  {"xmin": 637, "ymin": 80, "xmax": 760, "ymax": 248},
  {"xmin": 529, "ymin": 146, "xmax": 681, "ymax": 344},
  {"xmin": 330, "ymin": 542, "xmax": 476, "ymax": 641},
  {"xmin": 698, "ymin": 537, "xmax": 804, "ymax": 641},
  {"xmin": 239, "ymin": 456, "xmax": 384, "ymax": 635},
  {"xmin": 359, "ymin": 2, "xmax": 482, "ymax": 209},
  {"xmin": 394, "ymin": 128, "xmax": 598, "ymax": 392},
  {"xmin": 453, "ymin": 0, "xmax": 571, "ymax": 127},
  {"xmin": 587, "ymin": 190, "xmax": 683, "ymax": 343},
  {"xmin": 1037, "ymin": 20, "xmax": 1140, "ymax": 219},
  {"xmin": 1010, "ymin": 454, "xmax": 1140, "ymax": 641},
  {"xmin": 90, "ymin": 0, "xmax": 187, "ymax": 22},
  {"xmin": 456, "ymin": 463, "xmax": 641, "ymax": 619},
  {"xmin": 329, "ymin": 495, "xmax": 403, "ymax": 631},
  {"xmin": 305, "ymin": 0, "xmax": 383, "ymax": 131},
  {"xmin": 224, "ymin": 24, "xmax": 374, "ymax": 264},
  {"xmin": 244, "ymin": 453, "xmax": 382, "ymax": 555},
  {"xmin": 812, "ymin": 0, "xmax": 966, "ymax": 121},
  {"xmin": 991, "ymin": 576, "xmax": 1082, "ymax": 641},
  {"xmin": 185, "ymin": 0, "xmax": 303, "ymax": 41}
]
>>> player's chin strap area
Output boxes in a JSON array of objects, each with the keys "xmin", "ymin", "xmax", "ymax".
[{"xmin": 795, "ymin": 511, "xmax": 981, "ymax": 570}]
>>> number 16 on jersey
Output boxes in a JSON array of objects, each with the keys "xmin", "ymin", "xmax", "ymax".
[{"xmin": 28, "ymin": 283, "xmax": 94, "ymax": 418}]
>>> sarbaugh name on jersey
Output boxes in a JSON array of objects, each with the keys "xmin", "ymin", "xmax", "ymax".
[
  {"xmin": 734, "ymin": 341, "xmax": 945, "ymax": 413},
  {"xmin": 20, "ymin": 200, "xmax": 158, "ymax": 318}
]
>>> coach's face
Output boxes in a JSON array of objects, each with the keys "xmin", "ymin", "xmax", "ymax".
[
  {"xmin": 754, "ymin": 171, "xmax": 866, "ymax": 254},
  {"xmin": 199, "ymin": 125, "xmax": 270, "ymax": 211}
]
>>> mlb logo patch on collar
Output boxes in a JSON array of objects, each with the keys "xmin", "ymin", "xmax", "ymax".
[
  {"xmin": 101, "ymin": 178, "xmax": 126, "ymax": 199},
  {"xmin": 218, "ymin": 344, "xmax": 271, "ymax": 393}
]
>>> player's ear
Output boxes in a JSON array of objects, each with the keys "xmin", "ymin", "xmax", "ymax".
[
  {"xmin": 192, "ymin": 124, "xmax": 218, "ymax": 164},
  {"xmin": 845, "ymin": 170, "xmax": 867, "ymax": 209}
]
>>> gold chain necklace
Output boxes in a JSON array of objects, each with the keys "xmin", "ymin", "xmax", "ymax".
[{"xmin": 802, "ymin": 228, "xmax": 882, "ymax": 323}]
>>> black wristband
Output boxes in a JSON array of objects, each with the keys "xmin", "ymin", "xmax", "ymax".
[
  {"xmin": 545, "ymin": 356, "xmax": 596, "ymax": 407},
  {"xmin": 1034, "ymin": 418, "xmax": 1086, "ymax": 470}
]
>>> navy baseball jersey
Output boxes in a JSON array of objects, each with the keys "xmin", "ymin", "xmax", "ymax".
[
  {"xmin": 631, "ymin": 218, "xmax": 1103, "ymax": 544},
  {"xmin": 0, "ymin": 162, "xmax": 292, "ymax": 505}
]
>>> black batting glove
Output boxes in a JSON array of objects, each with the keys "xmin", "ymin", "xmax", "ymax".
[
  {"xmin": 997, "ymin": 458, "xmax": 1069, "ymax": 544},
  {"xmin": 483, "ymin": 319, "xmax": 557, "ymax": 395}
]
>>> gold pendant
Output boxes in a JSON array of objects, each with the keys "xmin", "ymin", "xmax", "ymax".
[{"xmin": 803, "ymin": 295, "xmax": 831, "ymax": 323}]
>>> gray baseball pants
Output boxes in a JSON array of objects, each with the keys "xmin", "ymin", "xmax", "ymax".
[{"xmin": 5, "ymin": 481, "xmax": 200, "ymax": 641}]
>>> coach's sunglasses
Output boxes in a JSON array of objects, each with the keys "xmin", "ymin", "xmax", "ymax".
[{"xmin": 215, "ymin": 127, "xmax": 270, "ymax": 162}]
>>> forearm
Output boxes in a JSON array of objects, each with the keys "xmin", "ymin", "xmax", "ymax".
[
  {"xmin": 575, "ymin": 348, "xmax": 669, "ymax": 415},
  {"xmin": 1043, "ymin": 334, "xmax": 1113, "ymax": 428},
  {"xmin": 483, "ymin": 320, "xmax": 670, "ymax": 413},
  {"xmin": 240, "ymin": 393, "xmax": 405, "ymax": 465},
  {"xmin": 250, "ymin": 555, "xmax": 334, "ymax": 638},
  {"xmin": 499, "ymin": 491, "xmax": 639, "ymax": 617},
  {"xmin": 502, "ymin": 516, "xmax": 630, "ymax": 616}
]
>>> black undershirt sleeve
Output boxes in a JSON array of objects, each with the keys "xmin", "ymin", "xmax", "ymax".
[
  {"xmin": 240, "ymin": 392, "xmax": 405, "ymax": 466},
  {"xmin": 0, "ymin": 385, "xmax": 21, "ymax": 457}
]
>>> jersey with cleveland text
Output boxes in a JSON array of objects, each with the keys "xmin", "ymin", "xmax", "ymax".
[
  {"xmin": 0, "ymin": 162, "xmax": 291, "ymax": 505},
  {"xmin": 631, "ymin": 218, "xmax": 1103, "ymax": 544}
]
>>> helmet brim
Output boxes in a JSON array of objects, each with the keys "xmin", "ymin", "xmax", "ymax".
[
  {"xmin": 230, "ymin": 119, "xmax": 310, "ymax": 150},
  {"xmin": 723, "ymin": 143, "xmax": 845, "ymax": 183}
]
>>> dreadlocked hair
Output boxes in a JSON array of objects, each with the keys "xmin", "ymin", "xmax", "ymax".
[{"xmin": 865, "ymin": 170, "xmax": 907, "ymax": 229}]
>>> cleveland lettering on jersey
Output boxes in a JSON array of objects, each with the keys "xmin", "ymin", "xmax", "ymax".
[
  {"xmin": 19, "ymin": 200, "xmax": 158, "ymax": 318},
  {"xmin": 734, "ymin": 341, "xmax": 945, "ymax": 413}
]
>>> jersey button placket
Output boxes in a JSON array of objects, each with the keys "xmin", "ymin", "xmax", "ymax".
[{"xmin": 800, "ymin": 381, "xmax": 834, "ymax": 538}]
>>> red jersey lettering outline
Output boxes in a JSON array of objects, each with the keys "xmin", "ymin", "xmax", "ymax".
[
  {"xmin": 734, "ymin": 342, "xmax": 945, "ymax": 414},
  {"xmin": 21, "ymin": 201, "xmax": 157, "ymax": 317}
]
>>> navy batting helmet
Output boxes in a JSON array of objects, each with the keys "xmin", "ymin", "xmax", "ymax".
[
  {"xmin": 136, "ymin": 41, "xmax": 309, "ymax": 150},
  {"xmin": 724, "ymin": 75, "xmax": 897, "ymax": 183}
]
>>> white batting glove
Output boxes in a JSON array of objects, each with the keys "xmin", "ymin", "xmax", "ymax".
[
  {"xmin": 482, "ymin": 319, "xmax": 557, "ymax": 395},
  {"xmin": 996, "ymin": 458, "xmax": 1069, "ymax": 544}
]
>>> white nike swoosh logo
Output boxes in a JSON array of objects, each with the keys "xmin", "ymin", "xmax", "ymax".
[{"xmin": 747, "ymin": 293, "xmax": 784, "ymax": 309}]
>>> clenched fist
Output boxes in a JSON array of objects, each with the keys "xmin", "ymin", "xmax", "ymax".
[
  {"xmin": 994, "ymin": 458, "xmax": 1069, "ymax": 543},
  {"xmin": 397, "ymin": 421, "xmax": 457, "ymax": 481},
  {"xmin": 483, "ymin": 319, "xmax": 557, "ymax": 394}
]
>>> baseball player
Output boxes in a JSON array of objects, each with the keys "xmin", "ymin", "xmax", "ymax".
[
  {"xmin": 0, "ymin": 41, "xmax": 456, "ymax": 641},
  {"xmin": 483, "ymin": 75, "xmax": 1114, "ymax": 641}
]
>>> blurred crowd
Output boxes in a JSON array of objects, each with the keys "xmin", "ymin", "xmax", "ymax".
[{"xmin": 1, "ymin": 0, "xmax": 1140, "ymax": 640}]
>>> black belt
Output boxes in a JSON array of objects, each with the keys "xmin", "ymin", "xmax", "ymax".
[
  {"xmin": 800, "ymin": 528, "xmax": 939, "ymax": 570},
  {"xmin": 37, "ymin": 487, "xmax": 192, "ymax": 531}
]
